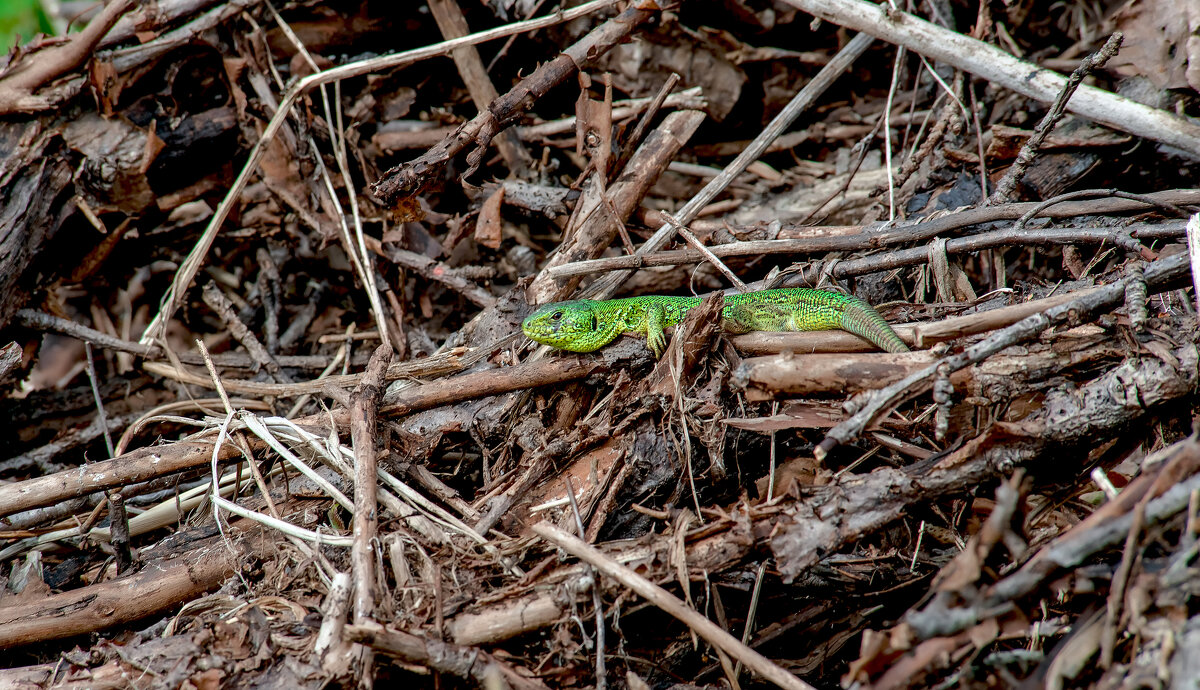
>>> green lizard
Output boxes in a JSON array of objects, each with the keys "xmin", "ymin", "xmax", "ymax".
[{"xmin": 521, "ymin": 288, "xmax": 910, "ymax": 357}]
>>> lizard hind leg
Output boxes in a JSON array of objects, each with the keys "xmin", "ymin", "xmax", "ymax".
[
  {"xmin": 720, "ymin": 302, "xmax": 757, "ymax": 334},
  {"xmin": 723, "ymin": 301, "xmax": 807, "ymax": 333}
]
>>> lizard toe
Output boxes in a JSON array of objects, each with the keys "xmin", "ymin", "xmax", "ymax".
[{"xmin": 649, "ymin": 333, "xmax": 666, "ymax": 358}]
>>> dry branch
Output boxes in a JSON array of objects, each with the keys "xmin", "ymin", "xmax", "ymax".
[
  {"xmin": 428, "ymin": 0, "xmax": 532, "ymax": 176},
  {"xmin": 817, "ymin": 251, "xmax": 1190, "ymax": 459},
  {"xmin": 780, "ymin": 0, "xmax": 1200, "ymax": 157},
  {"xmin": 549, "ymin": 191, "xmax": 1199, "ymax": 280},
  {"xmin": 0, "ymin": 0, "xmax": 135, "ymax": 113},
  {"xmin": 0, "ymin": 440, "xmax": 243, "ymax": 520},
  {"xmin": 380, "ymin": 355, "xmax": 605, "ymax": 417},
  {"xmin": 0, "ymin": 522, "xmax": 271, "ymax": 649},
  {"xmin": 347, "ymin": 623, "xmax": 550, "ymax": 690},
  {"xmin": 737, "ymin": 351, "xmax": 940, "ymax": 398},
  {"xmin": 351, "ymin": 345, "xmax": 391, "ymax": 624}
]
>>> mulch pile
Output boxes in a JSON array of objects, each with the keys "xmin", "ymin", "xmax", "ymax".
[{"xmin": 1, "ymin": 1, "xmax": 1198, "ymax": 688}]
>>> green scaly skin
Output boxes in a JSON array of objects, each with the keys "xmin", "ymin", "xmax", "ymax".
[{"xmin": 522, "ymin": 288, "xmax": 910, "ymax": 357}]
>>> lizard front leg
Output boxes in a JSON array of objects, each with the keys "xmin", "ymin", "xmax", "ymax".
[{"xmin": 645, "ymin": 303, "xmax": 668, "ymax": 357}]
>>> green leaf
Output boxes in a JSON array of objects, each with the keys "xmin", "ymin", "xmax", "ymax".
[{"xmin": 0, "ymin": 0, "xmax": 56, "ymax": 54}]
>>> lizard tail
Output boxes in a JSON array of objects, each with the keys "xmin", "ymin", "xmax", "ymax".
[{"xmin": 840, "ymin": 299, "xmax": 910, "ymax": 353}]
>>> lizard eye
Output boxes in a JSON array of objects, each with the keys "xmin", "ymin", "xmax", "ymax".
[{"xmin": 550, "ymin": 310, "xmax": 563, "ymax": 320}]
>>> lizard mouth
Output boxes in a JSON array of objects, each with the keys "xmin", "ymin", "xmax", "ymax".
[{"xmin": 520, "ymin": 317, "xmax": 562, "ymax": 345}]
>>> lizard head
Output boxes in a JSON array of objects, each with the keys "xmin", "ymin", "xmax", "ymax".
[{"xmin": 522, "ymin": 300, "xmax": 601, "ymax": 352}]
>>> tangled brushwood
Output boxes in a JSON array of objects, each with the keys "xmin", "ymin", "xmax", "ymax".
[{"xmin": 1, "ymin": 1, "xmax": 1199, "ymax": 688}]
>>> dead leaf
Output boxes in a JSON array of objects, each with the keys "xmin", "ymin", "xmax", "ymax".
[
  {"xmin": 475, "ymin": 183, "xmax": 504, "ymax": 250},
  {"xmin": 1108, "ymin": 0, "xmax": 1200, "ymax": 91}
]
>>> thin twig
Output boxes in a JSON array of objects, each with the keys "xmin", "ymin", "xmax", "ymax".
[
  {"xmin": 882, "ymin": 45, "xmax": 905, "ymax": 221},
  {"xmin": 201, "ymin": 282, "xmax": 292, "ymax": 383},
  {"xmin": 550, "ymin": 220, "xmax": 1178, "ymax": 280},
  {"xmin": 988, "ymin": 32, "xmax": 1124, "ymax": 205},
  {"xmin": 83, "ymin": 343, "xmax": 115, "ymax": 459},
  {"xmin": 662, "ymin": 213, "xmax": 748, "ymax": 291},
  {"xmin": 1187, "ymin": 213, "xmax": 1200, "ymax": 314},
  {"xmin": 565, "ymin": 477, "xmax": 606, "ymax": 690},
  {"xmin": 611, "ymin": 72, "xmax": 680, "ymax": 173},
  {"xmin": 731, "ymin": 560, "xmax": 769, "ymax": 683},
  {"xmin": 351, "ymin": 345, "xmax": 392, "ymax": 625},
  {"xmin": 264, "ymin": 1, "xmax": 393, "ymax": 353},
  {"xmin": 1014, "ymin": 189, "xmax": 1191, "ymax": 230}
]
